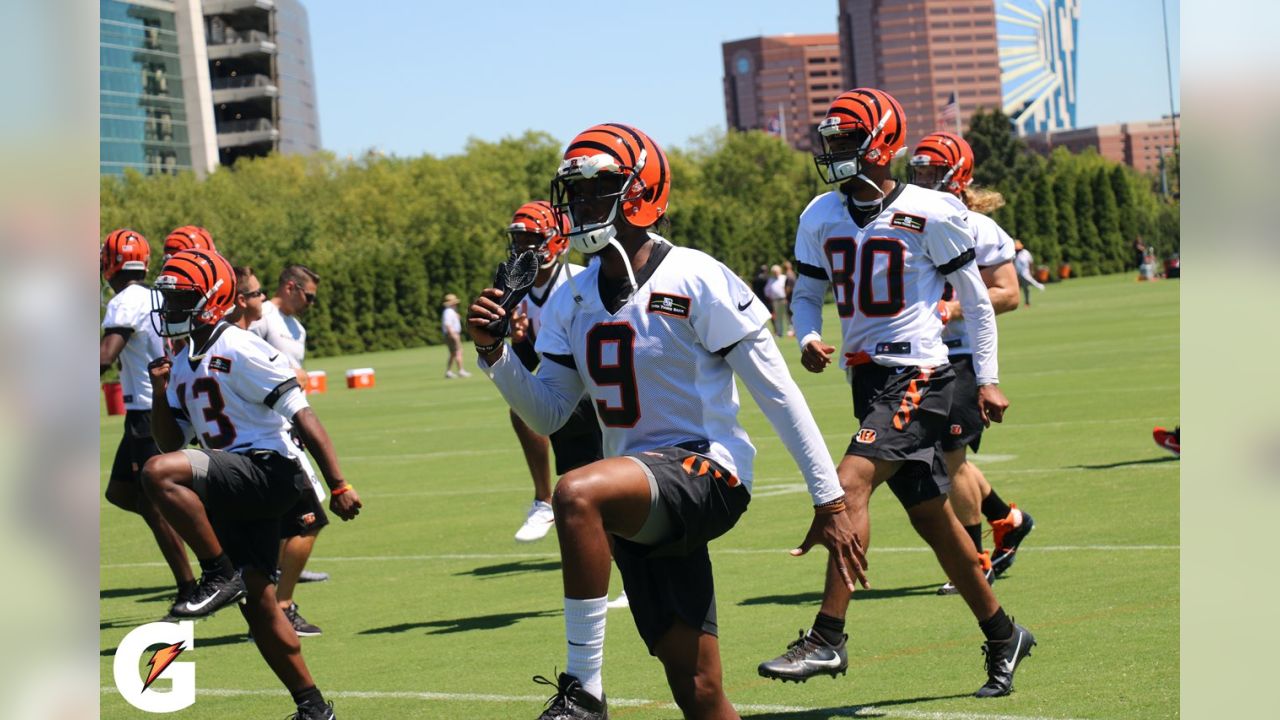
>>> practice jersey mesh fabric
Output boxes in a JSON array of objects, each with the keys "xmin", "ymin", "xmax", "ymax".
[
  {"xmin": 535, "ymin": 239, "xmax": 772, "ymax": 486},
  {"xmin": 794, "ymin": 183, "xmax": 976, "ymax": 369},
  {"xmin": 942, "ymin": 211, "xmax": 1015, "ymax": 355},
  {"xmin": 102, "ymin": 282, "xmax": 165, "ymax": 410}
]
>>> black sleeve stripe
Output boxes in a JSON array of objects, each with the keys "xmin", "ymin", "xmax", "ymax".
[
  {"xmin": 544, "ymin": 352, "xmax": 576, "ymax": 370},
  {"xmin": 937, "ymin": 247, "xmax": 976, "ymax": 275},
  {"xmin": 512, "ymin": 338, "xmax": 541, "ymax": 372},
  {"xmin": 714, "ymin": 339, "xmax": 743, "ymax": 358},
  {"xmin": 263, "ymin": 377, "xmax": 301, "ymax": 408},
  {"xmin": 103, "ymin": 327, "xmax": 134, "ymax": 339},
  {"xmin": 796, "ymin": 261, "xmax": 829, "ymax": 280}
]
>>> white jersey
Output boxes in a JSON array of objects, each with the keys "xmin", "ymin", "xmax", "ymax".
[
  {"xmin": 248, "ymin": 301, "xmax": 306, "ymax": 368},
  {"xmin": 794, "ymin": 183, "xmax": 976, "ymax": 369},
  {"xmin": 535, "ymin": 239, "xmax": 772, "ymax": 486},
  {"xmin": 166, "ymin": 324, "xmax": 309, "ymax": 457},
  {"xmin": 519, "ymin": 261, "xmax": 587, "ymax": 340},
  {"xmin": 942, "ymin": 211, "xmax": 1015, "ymax": 355},
  {"xmin": 102, "ymin": 283, "xmax": 165, "ymax": 410}
]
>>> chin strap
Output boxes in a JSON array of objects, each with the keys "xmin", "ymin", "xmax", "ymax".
[
  {"xmin": 607, "ymin": 236, "xmax": 639, "ymax": 302},
  {"xmin": 847, "ymin": 173, "xmax": 889, "ymax": 218}
]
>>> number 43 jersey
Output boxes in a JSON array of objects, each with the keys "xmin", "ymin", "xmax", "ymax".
[
  {"xmin": 794, "ymin": 183, "xmax": 976, "ymax": 370},
  {"xmin": 166, "ymin": 323, "xmax": 310, "ymax": 456},
  {"xmin": 535, "ymin": 237, "xmax": 773, "ymax": 485}
]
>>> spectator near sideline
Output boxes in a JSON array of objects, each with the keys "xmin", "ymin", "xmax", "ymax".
[
  {"xmin": 441, "ymin": 294, "xmax": 470, "ymax": 378},
  {"xmin": 1013, "ymin": 241, "xmax": 1044, "ymax": 306},
  {"xmin": 765, "ymin": 264, "xmax": 789, "ymax": 337}
]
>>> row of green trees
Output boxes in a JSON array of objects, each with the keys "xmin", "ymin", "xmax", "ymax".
[{"xmin": 101, "ymin": 114, "xmax": 1178, "ymax": 357}]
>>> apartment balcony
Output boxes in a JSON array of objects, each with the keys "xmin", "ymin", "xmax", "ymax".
[
  {"xmin": 207, "ymin": 29, "xmax": 277, "ymax": 60},
  {"xmin": 203, "ymin": 0, "xmax": 275, "ymax": 14},
  {"xmin": 216, "ymin": 118, "xmax": 279, "ymax": 148},
  {"xmin": 211, "ymin": 74, "xmax": 278, "ymax": 103}
]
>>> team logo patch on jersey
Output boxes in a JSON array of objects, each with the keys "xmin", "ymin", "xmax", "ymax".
[
  {"xmin": 855, "ymin": 429, "xmax": 877, "ymax": 444},
  {"xmin": 301, "ymin": 512, "xmax": 316, "ymax": 526},
  {"xmin": 951, "ymin": 424, "xmax": 964, "ymax": 436},
  {"xmin": 648, "ymin": 293, "xmax": 691, "ymax": 319},
  {"xmin": 208, "ymin": 356, "xmax": 233, "ymax": 374},
  {"xmin": 890, "ymin": 212, "xmax": 927, "ymax": 232}
]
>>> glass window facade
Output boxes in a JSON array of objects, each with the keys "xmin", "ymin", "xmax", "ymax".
[{"xmin": 100, "ymin": 0, "xmax": 194, "ymax": 175}]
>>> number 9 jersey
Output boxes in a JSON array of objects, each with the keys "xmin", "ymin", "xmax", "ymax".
[
  {"xmin": 533, "ymin": 238, "xmax": 773, "ymax": 486},
  {"xmin": 165, "ymin": 324, "xmax": 310, "ymax": 456},
  {"xmin": 794, "ymin": 183, "xmax": 977, "ymax": 370}
]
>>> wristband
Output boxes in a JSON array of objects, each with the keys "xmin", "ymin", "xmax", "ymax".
[
  {"xmin": 331, "ymin": 484, "xmax": 355, "ymax": 496},
  {"xmin": 474, "ymin": 339, "xmax": 502, "ymax": 355},
  {"xmin": 814, "ymin": 499, "xmax": 846, "ymax": 515}
]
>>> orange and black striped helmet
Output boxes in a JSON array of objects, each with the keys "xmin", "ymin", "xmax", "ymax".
[
  {"xmin": 151, "ymin": 249, "xmax": 237, "ymax": 338},
  {"xmin": 100, "ymin": 228, "xmax": 150, "ymax": 280},
  {"xmin": 814, "ymin": 88, "xmax": 907, "ymax": 183},
  {"xmin": 551, "ymin": 123, "xmax": 670, "ymax": 253},
  {"xmin": 507, "ymin": 200, "xmax": 570, "ymax": 267},
  {"xmin": 910, "ymin": 132, "xmax": 974, "ymax": 196},
  {"xmin": 164, "ymin": 225, "xmax": 217, "ymax": 261}
]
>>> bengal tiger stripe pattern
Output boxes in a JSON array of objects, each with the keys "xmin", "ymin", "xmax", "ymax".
[{"xmin": 100, "ymin": 228, "xmax": 151, "ymax": 280}]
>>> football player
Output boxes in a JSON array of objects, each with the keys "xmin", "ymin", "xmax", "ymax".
[
  {"xmin": 99, "ymin": 229, "xmax": 196, "ymax": 608},
  {"xmin": 503, "ymin": 201, "xmax": 605, "ymax": 544},
  {"xmin": 142, "ymin": 249, "xmax": 361, "ymax": 720},
  {"xmin": 908, "ymin": 132, "xmax": 1035, "ymax": 593},
  {"xmin": 163, "ymin": 225, "xmax": 216, "ymax": 261},
  {"xmin": 469, "ymin": 123, "xmax": 862, "ymax": 720},
  {"xmin": 760, "ymin": 89, "xmax": 1035, "ymax": 698}
]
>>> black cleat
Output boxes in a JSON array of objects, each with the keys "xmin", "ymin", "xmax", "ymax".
[
  {"xmin": 298, "ymin": 569, "xmax": 330, "ymax": 583},
  {"xmin": 285, "ymin": 602, "xmax": 323, "ymax": 637},
  {"xmin": 287, "ymin": 700, "xmax": 335, "ymax": 719},
  {"xmin": 166, "ymin": 570, "xmax": 245, "ymax": 618},
  {"xmin": 975, "ymin": 623, "xmax": 1036, "ymax": 698},
  {"xmin": 990, "ymin": 507, "xmax": 1035, "ymax": 578},
  {"xmin": 938, "ymin": 551, "xmax": 996, "ymax": 595},
  {"xmin": 757, "ymin": 630, "xmax": 848, "ymax": 682},
  {"xmin": 533, "ymin": 672, "xmax": 607, "ymax": 719}
]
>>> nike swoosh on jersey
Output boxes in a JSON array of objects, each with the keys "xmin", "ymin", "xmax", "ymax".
[
  {"xmin": 269, "ymin": 354, "xmax": 279, "ymax": 362},
  {"xmin": 737, "ymin": 298, "xmax": 753, "ymax": 311}
]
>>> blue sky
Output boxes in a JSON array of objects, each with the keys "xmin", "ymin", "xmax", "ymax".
[{"xmin": 306, "ymin": 0, "xmax": 1179, "ymax": 158}]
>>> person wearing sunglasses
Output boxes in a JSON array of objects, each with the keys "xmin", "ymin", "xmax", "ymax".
[{"xmin": 247, "ymin": 264, "xmax": 333, "ymax": 628}]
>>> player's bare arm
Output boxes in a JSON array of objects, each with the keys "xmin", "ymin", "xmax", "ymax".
[
  {"xmin": 946, "ymin": 261, "xmax": 1020, "ymax": 320},
  {"xmin": 146, "ymin": 356, "xmax": 187, "ymax": 452},
  {"xmin": 292, "ymin": 407, "xmax": 362, "ymax": 520},
  {"xmin": 99, "ymin": 331, "xmax": 128, "ymax": 375}
]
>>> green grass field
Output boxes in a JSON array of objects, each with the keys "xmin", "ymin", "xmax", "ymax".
[{"xmin": 100, "ymin": 273, "xmax": 1179, "ymax": 719}]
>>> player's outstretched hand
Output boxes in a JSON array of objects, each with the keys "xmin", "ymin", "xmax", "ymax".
[
  {"xmin": 467, "ymin": 288, "xmax": 506, "ymax": 347},
  {"xmin": 791, "ymin": 504, "xmax": 868, "ymax": 591},
  {"xmin": 147, "ymin": 356, "xmax": 172, "ymax": 391},
  {"xmin": 800, "ymin": 339, "xmax": 836, "ymax": 374},
  {"xmin": 330, "ymin": 484, "xmax": 362, "ymax": 521},
  {"xmin": 977, "ymin": 383, "xmax": 1009, "ymax": 426}
]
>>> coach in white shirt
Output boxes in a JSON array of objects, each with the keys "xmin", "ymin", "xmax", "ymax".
[{"xmin": 249, "ymin": 264, "xmax": 332, "ymax": 594}]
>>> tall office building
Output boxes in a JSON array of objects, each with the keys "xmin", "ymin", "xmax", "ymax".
[
  {"xmin": 1023, "ymin": 115, "xmax": 1179, "ymax": 175},
  {"xmin": 100, "ymin": 0, "xmax": 320, "ymax": 177},
  {"xmin": 837, "ymin": 0, "xmax": 1003, "ymax": 150},
  {"xmin": 203, "ymin": 0, "xmax": 321, "ymax": 166},
  {"xmin": 100, "ymin": 0, "xmax": 217, "ymax": 177},
  {"xmin": 722, "ymin": 34, "xmax": 843, "ymax": 152},
  {"xmin": 996, "ymin": 0, "xmax": 1079, "ymax": 135}
]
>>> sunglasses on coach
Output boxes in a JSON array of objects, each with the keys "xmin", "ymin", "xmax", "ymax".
[{"xmin": 239, "ymin": 289, "xmax": 265, "ymax": 299}]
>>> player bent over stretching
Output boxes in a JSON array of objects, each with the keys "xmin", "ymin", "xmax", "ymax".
[
  {"xmin": 470, "ymin": 123, "xmax": 862, "ymax": 720},
  {"xmin": 142, "ymin": 249, "xmax": 362, "ymax": 720}
]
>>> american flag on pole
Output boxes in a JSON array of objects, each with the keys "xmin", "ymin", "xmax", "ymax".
[{"xmin": 938, "ymin": 91, "xmax": 960, "ymax": 133}]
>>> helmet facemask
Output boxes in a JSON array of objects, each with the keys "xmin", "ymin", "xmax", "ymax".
[
  {"xmin": 551, "ymin": 150, "xmax": 647, "ymax": 255},
  {"xmin": 909, "ymin": 161, "xmax": 957, "ymax": 194},
  {"xmin": 507, "ymin": 229, "xmax": 558, "ymax": 270},
  {"xmin": 151, "ymin": 276, "xmax": 223, "ymax": 340}
]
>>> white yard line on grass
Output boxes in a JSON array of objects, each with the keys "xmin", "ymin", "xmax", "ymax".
[
  {"xmin": 102, "ymin": 544, "xmax": 1177, "ymax": 568},
  {"xmin": 99, "ymin": 686, "xmax": 1091, "ymax": 720}
]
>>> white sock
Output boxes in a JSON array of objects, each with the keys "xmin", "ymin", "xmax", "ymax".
[{"xmin": 564, "ymin": 596, "xmax": 607, "ymax": 700}]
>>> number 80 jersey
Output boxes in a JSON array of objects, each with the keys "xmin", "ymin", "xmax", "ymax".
[
  {"xmin": 535, "ymin": 238, "xmax": 772, "ymax": 484},
  {"xmin": 794, "ymin": 183, "xmax": 976, "ymax": 370}
]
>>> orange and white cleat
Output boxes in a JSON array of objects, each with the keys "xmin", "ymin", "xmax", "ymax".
[
  {"xmin": 1153, "ymin": 426, "xmax": 1180, "ymax": 457},
  {"xmin": 990, "ymin": 506, "xmax": 1035, "ymax": 578}
]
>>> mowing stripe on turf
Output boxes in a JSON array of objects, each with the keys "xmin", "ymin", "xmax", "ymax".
[
  {"xmin": 101, "ymin": 544, "xmax": 1177, "ymax": 568},
  {"xmin": 99, "ymin": 686, "xmax": 1090, "ymax": 719}
]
